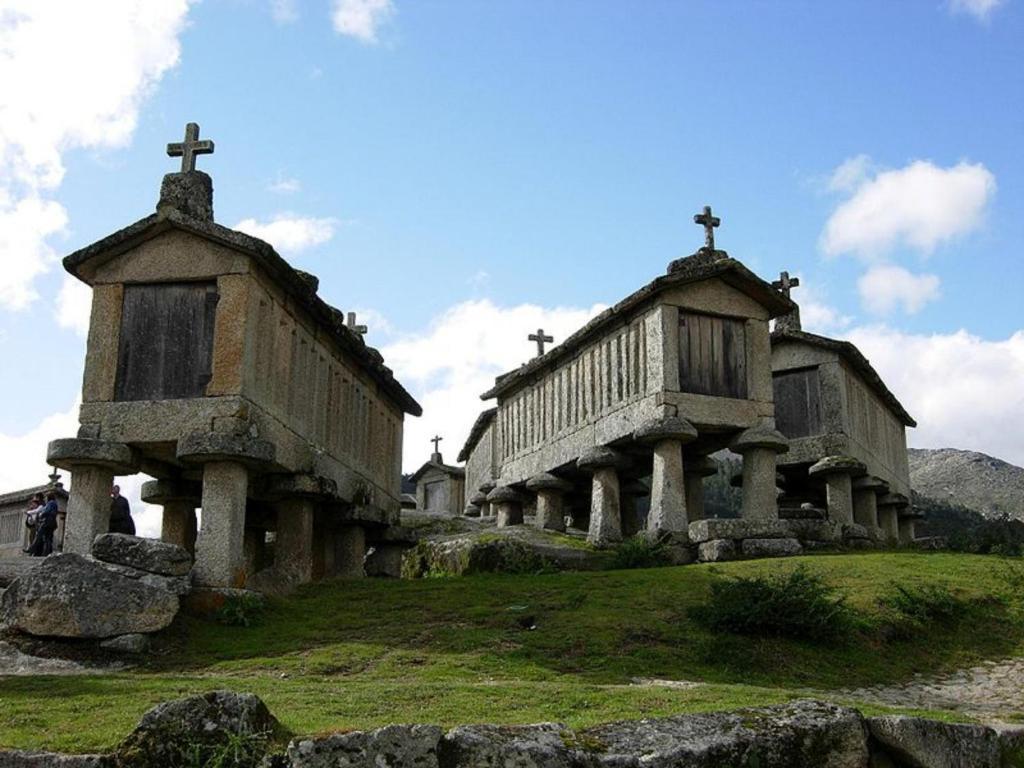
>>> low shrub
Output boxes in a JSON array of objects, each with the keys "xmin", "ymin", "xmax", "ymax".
[
  {"xmin": 878, "ymin": 582, "xmax": 967, "ymax": 638},
  {"xmin": 690, "ymin": 566, "xmax": 852, "ymax": 642},
  {"xmin": 214, "ymin": 593, "xmax": 265, "ymax": 628},
  {"xmin": 608, "ymin": 535, "xmax": 670, "ymax": 570}
]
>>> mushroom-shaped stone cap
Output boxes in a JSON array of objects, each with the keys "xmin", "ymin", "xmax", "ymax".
[
  {"xmin": 486, "ymin": 485, "xmax": 522, "ymax": 504},
  {"xmin": 633, "ymin": 416, "xmax": 698, "ymax": 445},
  {"xmin": 469, "ymin": 491, "xmax": 489, "ymax": 506},
  {"xmin": 577, "ymin": 446, "xmax": 629, "ymax": 471},
  {"xmin": 176, "ymin": 432, "xmax": 275, "ymax": 466},
  {"xmin": 690, "ymin": 455, "xmax": 719, "ymax": 478},
  {"xmin": 878, "ymin": 492, "xmax": 910, "ymax": 509},
  {"xmin": 525, "ymin": 472, "xmax": 573, "ymax": 492},
  {"xmin": 730, "ymin": 426, "xmax": 789, "ymax": 455},
  {"xmin": 478, "ymin": 480, "xmax": 497, "ymax": 494},
  {"xmin": 140, "ymin": 479, "xmax": 202, "ymax": 505},
  {"xmin": 853, "ymin": 475, "xmax": 890, "ymax": 493},
  {"xmin": 47, "ymin": 438, "xmax": 138, "ymax": 473},
  {"xmin": 808, "ymin": 455, "xmax": 867, "ymax": 478}
]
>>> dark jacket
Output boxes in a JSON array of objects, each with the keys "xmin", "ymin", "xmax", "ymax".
[
  {"xmin": 109, "ymin": 496, "xmax": 136, "ymax": 536},
  {"xmin": 37, "ymin": 500, "xmax": 59, "ymax": 530}
]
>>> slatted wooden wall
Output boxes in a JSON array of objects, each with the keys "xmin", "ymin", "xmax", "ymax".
[
  {"xmin": 677, "ymin": 312, "xmax": 748, "ymax": 399},
  {"xmin": 115, "ymin": 282, "xmax": 218, "ymax": 401},
  {"xmin": 772, "ymin": 367, "xmax": 824, "ymax": 438}
]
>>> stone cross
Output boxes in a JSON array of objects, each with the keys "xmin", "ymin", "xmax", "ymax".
[
  {"xmin": 528, "ymin": 329, "xmax": 554, "ymax": 357},
  {"xmin": 693, "ymin": 205, "xmax": 721, "ymax": 250},
  {"xmin": 346, "ymin": 312, "xmax": 368, "ymax": 337},
  {"xmin": 772, "ymin": 271, "xmax": 800, "ymax": 298},
  {"xmin": 167, "ymin": 122, "xmax": 215, "ymax": 173},
  {"xmin": 772, "ymin": 270, "xmax": 803, "ymax": 332},
  {"xmin": 431, "ymin": 435, "xmax": 443, "ymax": 453}
]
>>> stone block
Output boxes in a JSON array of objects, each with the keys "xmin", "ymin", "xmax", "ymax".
[
  {"xmin": 92, "ymin": 533, "xmax": 192, "ymax": 577},
  {"xmin": 443, "ymin": 723, "xmax": 574, "ymax": 768},
  {"xmin": 741, "ymin": 537, "xmax": 802, "ymax": 558},
  {"xmin": 688, "ymin": 518, "xmax": 789, "ymax": 543},
  {"xmin": 0, "ymin": 751, "xmax": 109, "ymax": 766},
  {"xmin": 841, "ymin": 523, "xmax": 871, "ymax": 540},
  {"xmin": 0, "ymin": 554, "xmax": 179, "ymax": 639},
  {"xmin": 698, "ymin": 539, "xmax": 736, "ymax": 562},
  {"xmin": 868, "ymin": 716, "xmax": 1001, "ymax": 768},
  {"xmin": 782, "ymin": 519, "xmax": 842, "ymax": 542},
  {"xmin": 100, "ymin": 633, "xmax": 151, "ymax": 655},
  {"xmin": 288, "ymin": 724, "xmax": 443, "ymax": 768}
]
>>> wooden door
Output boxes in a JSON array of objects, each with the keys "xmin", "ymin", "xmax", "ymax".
[
  {"xmin": 115, "ymin": 282, "xmax": 218, "ymax": 401},
  {"xmin": 772, "ymin": 367, "xmax": 824, "ymax": 438},
  {"xmin": 678, "ymin": 312, "xmax": 748, "ymax": 399}
]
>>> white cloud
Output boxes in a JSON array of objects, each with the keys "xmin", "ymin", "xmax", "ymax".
[
  {"xmin": 845, "ymin": 326, "xmax": 1024, "ymax": 466},
  {"xmin": 821, "ymin": 159, "xmax": 996, "ymax": 259},
  {"xmin": 55, "ymin": 275, "xmax": 92, "ymax": 336},
  {"xmin": 267, "ymin": 175, "xmax": 301, "ymax": 194},
  {"xmin": 380, "ymin": 299, "xmax": 605, "ymax": 471},
  {"xmin": 949, "ymin": 0, "xmax": 1004, "ymax": 21},
  {"xmin": 782, "ymin": 276, "xmax": 854, "ymax": 335},
  {"xmin": 234, "ymin": 214, "xmax": 337, "ymax": 254},
  {"xmin": 857, "ymin": 264, "xmax": 942, "ymax": 315},
  {"xmin": 331, "ymin": 0, "xmax": 395, "ymax": 43},
  {"xmin": 0, "ymin": 0, "xmax": 192, "ymax": 311}
]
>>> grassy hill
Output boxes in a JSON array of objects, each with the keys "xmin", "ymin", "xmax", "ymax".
[{"xmin": 2, "ymin": 552, "xmax": 1023, "ymax": 753}]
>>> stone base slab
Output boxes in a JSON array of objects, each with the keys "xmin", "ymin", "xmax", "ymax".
[
  {"xmin": 741, "ymin": 538, "xmax": 803, "ymax": 558},
  {"xmin": 688, "ymin": 518, "xmax": 790, "ymax": 544},
  {"xmin": 698, "ymin": 539, "xmax": 736, "ymax": 562}
]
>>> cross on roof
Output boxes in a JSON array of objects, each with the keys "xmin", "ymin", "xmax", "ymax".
[
  {"xmin": 528, "ymin": 328, "xmax": 554, "ymax": 357},
  {"xmin": 166, "ymin": 122, "xmax": 215, "ymax": 173},
  {"xmin": 693, "ymin": 205, "xmax": 721, "ymax": 250},
  {"xmin": 771, "ymin": 271, "xmax": 801, "ymax": 298},
  {"xmin": 431, "ymin": 435, "xmax": 443, "ymax": 453},
  {"xmin": 346, "ymin": 311, "xmax": 368, "ymax": 337}
]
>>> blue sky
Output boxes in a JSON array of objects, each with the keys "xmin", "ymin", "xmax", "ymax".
[{"xmin": 1, "ymin": 0, "xmax": 1022, "ymax": 522}]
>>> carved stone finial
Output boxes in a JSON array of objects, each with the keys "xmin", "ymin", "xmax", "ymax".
[{"xmin": 693, "ymin": 205, "xmax": 721, "ymax": 250}]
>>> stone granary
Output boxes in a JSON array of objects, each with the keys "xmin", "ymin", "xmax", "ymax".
[
  {"xmin": 410, "ymin": 436, "xmax": 466, "ymax": 515},
  {"xmin": 458, "ymin": 408, "xmax": 498, "ymax": 517},
  {"xmin": 466, "ymin": 208, "xmax": 798, "ymax": 547},
  {"xmin": 46, "ymin": 123, "xmax": 421, "ymax": 589},
  {"xmin": 769, "ymin": 273, "xmax": 918, "ymax": 544}
]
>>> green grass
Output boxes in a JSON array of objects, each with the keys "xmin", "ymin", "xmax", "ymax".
[{"xmin": 2, "ymin": 552, "xmax": 1022, "ymax": 753}]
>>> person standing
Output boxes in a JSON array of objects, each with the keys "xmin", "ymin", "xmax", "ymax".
[
  {"xmin": 22, "ymin": 493, "xmax": 44, "ymax": 554},
  {"xmin": 109, "ymin": 485, "xmax": 136, "ymax": 536},
  {"xmin": 28, "ymin": 492, "xmax": 59, "ymax": 556}
]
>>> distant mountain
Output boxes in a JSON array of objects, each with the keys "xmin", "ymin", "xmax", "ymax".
[{"xmin": 908, "ymin": 448, "xmax": 1024, "ymax": 522}]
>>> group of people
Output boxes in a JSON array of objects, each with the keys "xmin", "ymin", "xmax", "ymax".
[{"xmin": 23, "ymin": 484, "xmax": 135, "ymax": 557}]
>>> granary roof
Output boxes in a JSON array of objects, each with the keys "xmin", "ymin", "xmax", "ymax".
[
  {"xmin": 62, "ymin": 204, "xmax": 422, "ymax": 417},
  {"xmin": 481, "ymin": 249, "xmax": 796, "ymax": 400},
  {"xmin": 771, "ymin": 327, "xmax": 917, "ymax": 428},
  {"xmin": 457, "ymin": 408, "xmax": 497, "ymax": 462},
  {"xmin": 0, "ymin": 483, "xmax": 68, "ymax": 507},
  {"xmin": 409, "ymin": 458, "xmax": 466, "ymax": 483}
]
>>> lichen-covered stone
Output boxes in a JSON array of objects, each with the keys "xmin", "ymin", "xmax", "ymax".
[
  {"xmin": 698, "ymin": 538, "xmax": 736, "ymax": 562},
  {"xmin": 741, "ymin": 537, "xmax": 802, "ymax": 558},
  {"xmin": 92, "ymin": 533, "xmax": 192, "ymax": 577},
  {"xmin": 46, "ymin": 438, "xmax": 136, "ymax": 473},
  {"xmin": 116, "ymin": 691, "xmax": 281, "ymax": 768},
  {"xmin": 99, "ymin": 633, "xmax": 151, "ymax": 655},
  {"xmin": 0, "ymin": 751, "xmax": 110, "ymax": 767},
  {"xmin": 287, "ymin": 724, "xmax": 442, "ymax": 768},
  {"xmin": 688, "ymin": 518, "xmax": 790, "ymax": 543},
  {"xmin": 0, "ymin": 554, "xmax": 179, "ymax": 639},
  {"xmin": 442, "ymin": 723, "xmax": 574, "ymax": 767}
]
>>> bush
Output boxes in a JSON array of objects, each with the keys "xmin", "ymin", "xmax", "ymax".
[
  {"xmin": 608, "ymin": 535, "xmax": 670, "ymax": 570},
  {"xmin": 214, "ymin": 594, "xmax": 265, "ymax": 628},
  {"xmin": 878, "ymin": 582, "xmax": 967, "ymax": 638},
  {"xmin": 690, "ymin": 566, "xmax": 851, "ymax": 642}
]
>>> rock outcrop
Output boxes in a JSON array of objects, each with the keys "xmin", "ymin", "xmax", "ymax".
[
  {"xmin": 91, "ymin": 534, "xmax": 192, "ymax": 577},
  {"xmin": 909, "ymin": 447, "xmax": 1024, "ymax": 521}
]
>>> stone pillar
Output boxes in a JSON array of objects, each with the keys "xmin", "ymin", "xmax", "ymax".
[
  {"xmin": 525, "ymin": 473, "xmax": 572, "ymax": 532},
  {"xmin": 577, "ymin": 446, "xmax": 627, "ymax": 546},
  {"xmin": 142, "ymin": 480, "xmax": 202, "ymax": 555},
  {"xmin": 685, "ymin": 456, "xmax": 718, "ymax": 523},
  {"xmin": 478, "ymin": 482, "xmax": 496, "ymax": 518},
  {"xmin": 47, "ymin": 438, "xmax": 137, "ymax": 556},
  {"xmin": 193, "ymin": 461, "xmax": 249, "ymax": 588},
  {"xmin": 274, "ymin": 498, "xmax": 315, "ymax": 585},
  {"xmin": 808, "ymin": 456, "xmax": 866, "ymax": 527},
  {"xmin": 334, "ymin": 525, "xmax": 367, "ymax": 578},
  {"xmin": 619, "ymin": 481, "xmax": 647, "ymax": 538},
  {"xmin": 852, "ymin": 476, "xmax": 888, "ymax": 539},
  {"xmin": 877, "ymin": 493, "xmax": 907, "ymax": 545},
  {"xmin": 730, "ymin": 427, "xmax": 789, "ymax": 522},
  {"xmin": 63, "ymin": 466, "xmax": 115, "ymax": 556},
  {"xmin": 487, "ymin": 485, "xmax": 524, "ymax": 527},
  {"xmin": 898, "ymin": 514, "xmax": 917, "ymax": 545},
  {"xmin": 634, "ymin": 416, "xmax": 698, "ymax": 535}
]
